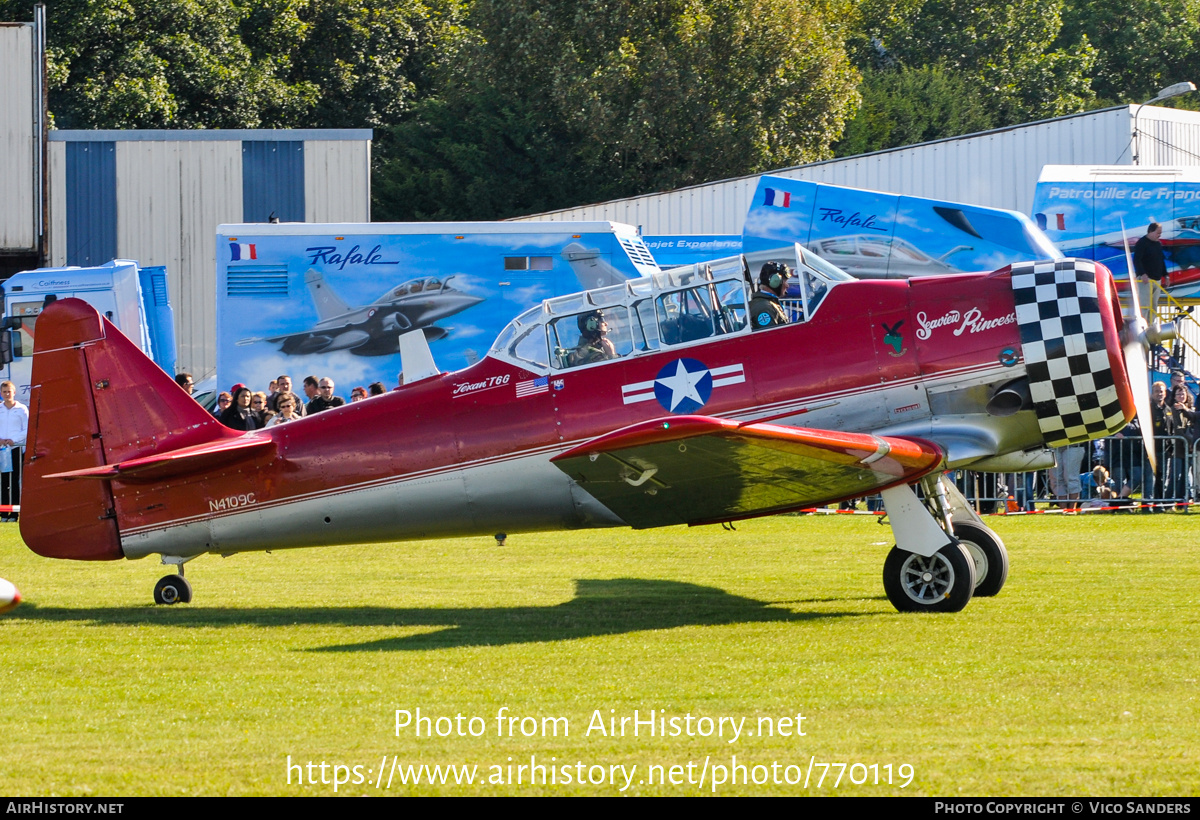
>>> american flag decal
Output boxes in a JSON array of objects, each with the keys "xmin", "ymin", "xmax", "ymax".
[{"xmin": 516, "ymin": 376, "xmax": 549, "ymax": 398}]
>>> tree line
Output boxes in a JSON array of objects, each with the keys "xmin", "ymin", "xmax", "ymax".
[{"xmin": 5, "ymin": 0, "xmax": 1198, "ymax": 220}]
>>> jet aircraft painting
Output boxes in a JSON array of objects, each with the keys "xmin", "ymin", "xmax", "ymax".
[
  {"xmin": 240, "ymin": 269, "xmax": 484, "ymax": 357},
  {"xmin": 217, "ymin": 222, "xmax": 658, "ymax": 392},
  {"xmin": 20, "ymin": 247, "xmax": 1171, "ymax": 614}
]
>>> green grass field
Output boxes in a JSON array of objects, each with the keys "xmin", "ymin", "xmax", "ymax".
[{"xmin": 1, "ymin": 512, "xmax": 1197, "ymax": 796}]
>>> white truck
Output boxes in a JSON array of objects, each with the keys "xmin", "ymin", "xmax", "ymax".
[{"xmin": 1, "ymin": 259, "xmax": 176, "ymax": 399}]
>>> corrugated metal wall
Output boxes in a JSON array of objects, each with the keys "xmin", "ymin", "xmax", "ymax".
[
  {"xmin": 1137, "ymin": 108, "xmax": 1200, "ymax": 166},
  {"xmin": 48, "ymin": 139, "xmax": 64, "ymax": 262},
  {"xmin": 516, "ymin": 107, "xmax": 1200, "ymax": 234},
  {"xmin": 65, "ymin": 141, "xmax": 117, "ymax": 265},
  {"xmin": 242, "ymin": 140, "xmax": 305, "ymax": 223},
  {"xmin": 304, "ymin": 140, "xmax": 371, "ymax": 222},
  {"xmin": 114, "ymin": 139, "xmax": 243, "ymax": 375},
  {"xmin": 47, "ymin": 129, "xmax": 370, "ymax": 378},
  {"xmin": 0, "ymin": 23, "xmax": 34, "ymax": 251}
]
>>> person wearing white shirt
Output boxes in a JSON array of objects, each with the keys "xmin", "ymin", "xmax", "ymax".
[{"xmin": 0, "ymin": 380, "xmax": 28, "ymax": 521}]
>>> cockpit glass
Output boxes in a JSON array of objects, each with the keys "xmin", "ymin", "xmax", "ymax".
[
  {"xmin": 489, "ymin": 256, "xmax": 764, "ymax": 369},
  {"xmin": 490, "ymin": 305, "xmax": 543, "ymax": 355},
  {"xmin": 655, "ymin": 280, "xmax": 747, "ymax": 345},
  {"xmin": 547, "ymin": 306, "xmax": 632, "ymax": 370},
  {"xmin": 511, "ymin": 326, "xmax": 550, "ymax": 368},
  {"xmin": 797, "ymin": 247, "xmax": 854, "ymax": 282}
]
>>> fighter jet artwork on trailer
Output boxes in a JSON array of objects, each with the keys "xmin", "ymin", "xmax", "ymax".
[{"xmin": 240, "ymin": 269, "xmax": 484, "ymax": 357}]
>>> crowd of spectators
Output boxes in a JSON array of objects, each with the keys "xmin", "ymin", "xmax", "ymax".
[
  {"xmin": 843, "ymin": 370, "xmax": 1200, "ymax": 515},
  {"xmin": 174, "ymin": 371, "xmax": 398, "ymax": 430},
  {"xmin": 982, "ymin": 369, "xmax": 1200, "ymax": 513}
]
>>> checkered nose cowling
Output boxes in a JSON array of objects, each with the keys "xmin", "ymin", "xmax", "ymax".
[{"xmin": 1011, "ymin": 259, "xmax": 1131, "ymax": 447}]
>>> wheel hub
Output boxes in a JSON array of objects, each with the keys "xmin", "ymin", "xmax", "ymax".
[
  {"xmin": 900, "ymin": 553, "xmax": 955, "ymax": 603},
  {"xmin": 959, "ymin": 539, "xmax": 989, "ymax": 585}
]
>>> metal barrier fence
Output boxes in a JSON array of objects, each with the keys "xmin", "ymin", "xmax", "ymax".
[
  {"xmin": 1, "ymin": 444, "xmax": 20, "ymax": 521},
  {"xmin": 948, "ymin": 435, "xmax": 1195, "ymax": 513}
]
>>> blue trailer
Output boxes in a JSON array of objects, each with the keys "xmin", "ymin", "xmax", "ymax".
[
  {"xmin": 1031, "ymin": 165, "xmax": 1200, "ymax": 297},
  {"xmin": 216, "ymin": 221, "xmax": 660, "ymax": 393},
  {"xmin": 647, "ymin": 175, "xmax": 1061, "ymax": 275}
]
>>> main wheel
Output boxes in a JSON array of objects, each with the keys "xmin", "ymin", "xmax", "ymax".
[
  {"xmin": 952, "ymin": 522, "xmax": 1009, "ymax": 597},
  {"xmin": 153, "ymin": 575, "xmax": 193, "ymax": 605},
  {"xmin": 883, "ymin": 542, "xmax": 976, "ymax": 613}
]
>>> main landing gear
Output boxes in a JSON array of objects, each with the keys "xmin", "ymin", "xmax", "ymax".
[
  {"xmin": 882, "ymin": 541, "xmax": 975, "ymax": 613},
  {"xmin": 153, "ymin": 555, "xmax": 195, "ymax": 605},
  {"xmin": 952, "ymin": 521, "xmax": 1009, "ymax": 598},
  {"xmin": 879, "ymin": 475, "xmax": 1008, "ymax": 613}
]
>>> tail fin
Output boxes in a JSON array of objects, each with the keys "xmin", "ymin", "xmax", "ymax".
[
  {"xmin": 303, "ymin": 268, "xmax": 352, "ymax": 321},
  {"xmin": 20, "ymin": 299, "xmax": 233, "ymax": 560}
]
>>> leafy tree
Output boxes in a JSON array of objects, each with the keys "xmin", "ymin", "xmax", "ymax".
[
  {"xmin": 860, "ymin": 0, "xmax": 1097, "ymax": 125},
  {"xmin": 19, "ymin": 0, "xmax": 316, "ymax": 128},
  {"xmin": 1057, "ymin": 0, "xmax": 1200, "ymax": 106},
  {"xmin": 375, "ymin": 0, "xmax": 862, "ymax": 219},
  {"xmin": 373, "ymin": 90, "xmax": 588, "ymax": 221},
  {"xmin": 1, "ymin": 0, "xmax": 463, "ymax": 129},
  {"xmin": 266, "ymin": 0, "xmax": 469, "ymax": 128},
  {"xmin": 835, "ymin": 64, "xmax": 996, "ymax": 156}
]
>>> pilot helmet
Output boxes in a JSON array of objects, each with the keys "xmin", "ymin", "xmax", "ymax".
[
  {"xmin": 578, "ymin": 310, "xmax": 606, "ymax": 334},
  {"xmin": 759, "ymin": 262, "xmax": 792, "ymax": 290}
]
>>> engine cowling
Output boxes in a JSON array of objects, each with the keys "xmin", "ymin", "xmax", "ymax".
[{"xmin": 1010, "ymin": 259, "xmax": 1135, "ymax": 447}]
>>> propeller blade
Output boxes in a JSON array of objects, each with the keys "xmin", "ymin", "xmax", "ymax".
[
  {"xmin": 1119, "ymin": 218, "xmax": 1158, "ymax": 473},
  {"xmin": 1121, "ymin": 218, "xmax": 1143, "ymax": 321},
  {"xmin": 1124, "ymin": 337, "xmax": 1157, "ymax": 474}
]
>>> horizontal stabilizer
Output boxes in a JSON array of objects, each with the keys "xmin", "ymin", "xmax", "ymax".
[
  {"xmin": 45, "ymin": 436, "xmax": 275, "ymax": 483},
  {"xmin": 552, "ymin": 415, "xmax": 943, "ymax": 528}
]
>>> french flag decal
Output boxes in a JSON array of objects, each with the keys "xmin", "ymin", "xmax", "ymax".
[
  {"xmin": 1035, "ymin": 213, "xmax": 1066, "ymax": 231},
  {"xmin": 763, "ymin": 187, "xmax": 792, "ymax": 208},
  {"xmin": 230, "ymin": 243, "xmax": 257, "ymax": 261}
]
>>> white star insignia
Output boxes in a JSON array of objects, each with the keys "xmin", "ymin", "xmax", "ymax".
[{"xmin": 655, "ymin": 360, "xmax": 708, "ymax": 411}]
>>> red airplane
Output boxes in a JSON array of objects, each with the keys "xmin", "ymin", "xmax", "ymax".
[{"xmin": 18, "ymin": 249, "xmax": 1169, "ymax": 612}]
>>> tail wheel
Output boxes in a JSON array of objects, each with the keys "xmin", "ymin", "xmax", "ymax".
[
  {"xmin": 153, "ymin": 575, "xmax": 193, "ymax": 605},
  {"xmin": 952, "ymin": 522, "xmax": 1009, "ymax": 597},
  {"xmin": 883, "ymin": 543, "xmax": 976, "ymax": 613}
]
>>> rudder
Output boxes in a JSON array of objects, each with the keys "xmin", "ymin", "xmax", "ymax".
[{"xmin": 20, "ymin": 299, "xmax": 230, "ymax": 560}]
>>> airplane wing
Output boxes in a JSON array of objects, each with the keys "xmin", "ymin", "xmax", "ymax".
[{"xmin": 551, "ymin": 415, "xmax": 944, "ymax": 528}]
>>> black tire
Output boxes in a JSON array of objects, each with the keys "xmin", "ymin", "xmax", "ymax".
[
  {"xmin": 952, "ymin": 522, "xmax": 1009, "ymax": 597},
  {"xmin": 154, "ymin": 575, "xmax": 192, "ymax": 605},
  {"xmin": 883, "ymin": 542, "xmax": 976, "ymax": 613}
]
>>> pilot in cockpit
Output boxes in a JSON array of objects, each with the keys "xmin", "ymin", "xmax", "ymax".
[
  {"xmin": 568, "ymin": 310, "xmax": 618, "ymax": 366},
  {"xmin": 749, "ymin": 262, "xmax": 792, "ymax": 330}
]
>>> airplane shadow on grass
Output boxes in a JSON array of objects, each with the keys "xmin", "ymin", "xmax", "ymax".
[{"xmin": 13, "ymin": 578, "xmax": 879, "ymax": 652}]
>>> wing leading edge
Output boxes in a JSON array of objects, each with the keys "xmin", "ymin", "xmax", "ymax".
[{"xmin": 551, "ymin": 415, "xmax": 945, "ymax": 528}]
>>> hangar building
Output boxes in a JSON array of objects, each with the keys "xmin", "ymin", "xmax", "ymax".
[
  {"xmin": 1, "ymin": 11, "xmax": 371, "ymax": 379},
  {"xmin": 513, "ymin": 105, "xmax": 1200, "ymax": 234}
]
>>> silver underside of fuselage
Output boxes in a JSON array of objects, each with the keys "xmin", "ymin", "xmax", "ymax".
[{"xmin": 120, "ymin": 452, "xmax": 625, "ymax": 560}]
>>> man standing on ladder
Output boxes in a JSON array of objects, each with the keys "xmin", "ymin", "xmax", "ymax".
[{"xmin": 1134, "ymin": 222, "xmax": 1168, "ymax": 324}]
